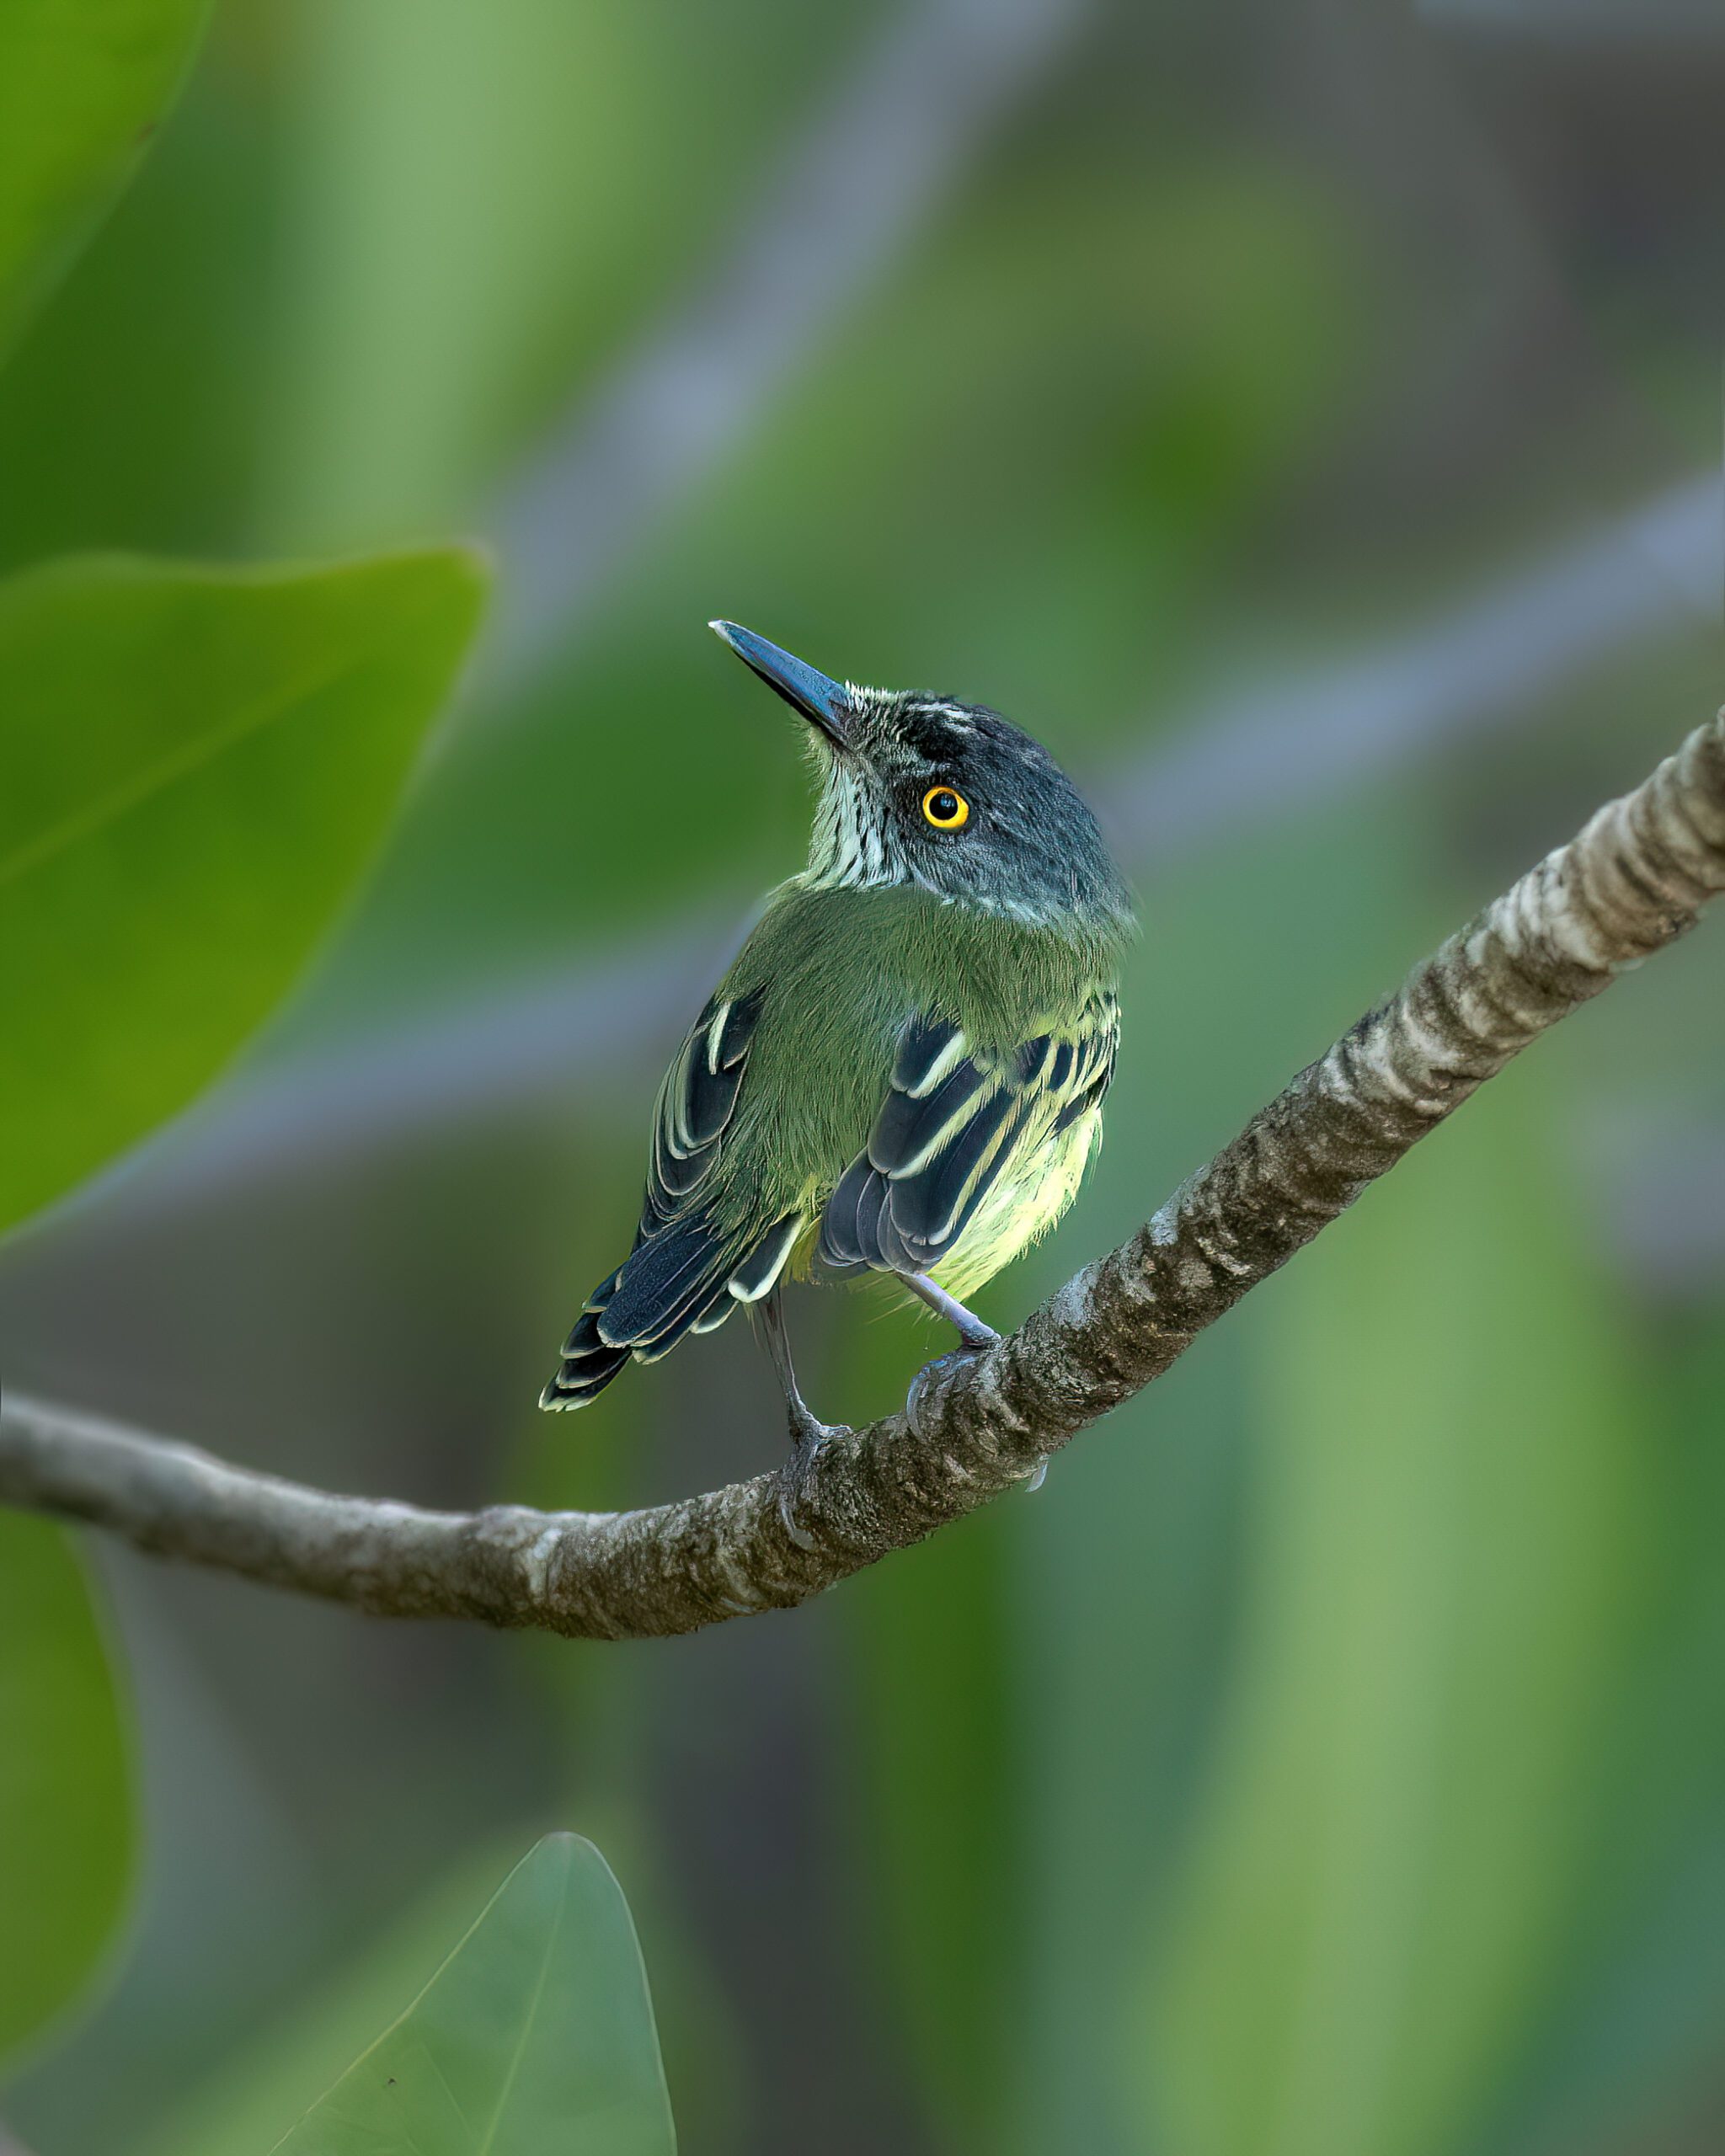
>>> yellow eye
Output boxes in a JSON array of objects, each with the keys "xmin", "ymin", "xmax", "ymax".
[{"xmin": 921, "ymin": 785, "xmax": 969, "ymax": 830}]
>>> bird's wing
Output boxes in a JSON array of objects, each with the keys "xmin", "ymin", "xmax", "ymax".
[
  {"xmin": 542, "ymin": 985, "xmax": 802, "ymax": 1408},
  {"xmin": 819, "ymin": 994, "xmax": 1119, "ymax": 1281},
  {"xmin": 636, "ymin": 987, "xmax": 764, "ymax": 1237}
]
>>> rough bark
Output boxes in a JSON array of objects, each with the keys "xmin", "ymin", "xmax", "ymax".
[{"xmin": 3, "ymin": 712, "xmax": 1722, "ymax": 1641}]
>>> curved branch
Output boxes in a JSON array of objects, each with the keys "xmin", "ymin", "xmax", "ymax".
[{"xmin": 4, "ymin": 713, "xmax": 1723, "ymax": 1640}]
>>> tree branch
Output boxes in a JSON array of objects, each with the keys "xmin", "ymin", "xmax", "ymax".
[{"xmin": 4, "ymin": 712, "xmax": 1723, "ymax": 1641}]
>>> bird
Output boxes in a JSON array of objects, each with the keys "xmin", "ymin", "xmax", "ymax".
[{"xmin": 540, "ymin": 622, "xmax": 1135, "ymax": 1463}]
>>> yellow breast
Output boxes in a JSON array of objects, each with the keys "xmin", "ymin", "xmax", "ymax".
[{"xmin": 922, "ymin": 1102, "xmax": 1105, "ymax": 1300}]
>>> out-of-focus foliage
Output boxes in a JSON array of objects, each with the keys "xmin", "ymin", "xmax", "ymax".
[
  {"xmin": 0, "ymin": 1515, "xmax": 131, "ymax": 2067},
  {"xmin": 131, "ymin": 1844, "xmax": 526, "ymax": 2156},
  {"xmin": 259, "ymin": 0, "xmax": 854, "ymax": 559},
  {"xmin": 0, "ymin": 550, "xmax": 486, "ymax": 1235},
  {"xmin": 841, "ymin": 1499, "xmax": 1019, "ymax": 2149},
  {"xmin": 0, "ymin": 531, "xmax": 485, "ymax": 2109},
  {"xmin": 0, "ymin": 0, "xmax": 208, "ymax": 355},
  {"xmin": 993, "ymin": 798, "xmax": 1435, "ymax": 2156},
  {"xmin": 0, "ymin": 22, "xmax": 489, "ymax": 2130},
  {"xmin": 1150, "ymin": 1070, "xmax": 1647, "ymax": 2156},
  {"xmin": 274, "ymin": 1835, "xmax": 676, "ymax": 2156}
]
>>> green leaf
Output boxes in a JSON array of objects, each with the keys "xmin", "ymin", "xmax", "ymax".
[
  {"xmin": 274, "ymin": 1834, "xmax": 677, "ymax": 2156},
  {"xmin": 841, "ymin": 1492, "xmax": 1021, "ymax": 2152},
  {"xmin": 0, "ymin": 0, "xmax": 210, "ymax": 356},
  {"xmin": 996, "ymin": 794, "xmax": 1430, "ymax": 2156},
  {"xmin": 0, "ymin": 547, "xmax": 487, "ymax": 1237},
  {"xmin": 254, "ymin": 0, "xmax": 852, "ymax": 558},
  {"xmin": 131, "ymin": 1843, "xmax": 544, "ymax": 2156},
  {"xmin": 0, "ymin": 1513, "xmax": 133, "ymax": 2065},
  {"xmin": 1474, "ymin": 1315, "xmax": 1725, "ymax": 2155},
  {"xmin": 1145, "ymin": 1070, "xmax": 1651, "ymax": 2156}
]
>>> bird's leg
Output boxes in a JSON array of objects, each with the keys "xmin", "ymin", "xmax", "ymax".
[
  {"xmin": 902, "ymin": 1273, "xmax": 1045, "ymax": 1489},
  {"xmin": 756, "ymin": 1283, "xmax": 830, "ymax": 1452},
  {"xmin": 763, "ymin": 1276, "xmax": 841, "ymax": 1449},
  {"xmin": 902, "ymin": 1272, "xmax": 1000, "ymax": 1350},
  {"xmin": 902, "ymin": 1270, "xmax": 996, "ymax": 1427},
  {"xmin": 756, "ymin": 1285, "xmax": 842, "ymax": 1553}
]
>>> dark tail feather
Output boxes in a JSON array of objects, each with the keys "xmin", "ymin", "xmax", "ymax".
[
  {"xmin": 598, "ymin": 1215, "xmax": 722, "ymax": 1344},
  {"xmin": 539, "ymin": 1300, "xmax": 632, "ymax": 1411},
  {"xmin": 540, "ymin": 1209, "xmax": 807, "ymax": 1412},
  {"xmin": 541, "ymin": 1219, "xmax": 727, "ymax": 1411}
]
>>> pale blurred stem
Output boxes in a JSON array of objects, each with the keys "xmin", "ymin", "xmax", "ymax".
[{"xmin": 4, "ymin": 714, "xmax": 1725, "ymax": 1641}]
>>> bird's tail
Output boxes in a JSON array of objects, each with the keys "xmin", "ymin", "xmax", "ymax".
[
  {"xmin": 539, "ymin": 1208, "xmax": 805, "ymax": 1412},
  {"xmin": 538, "ymin": 1267, "xmax": 634, "ymax": 1411},
  {"xmin": 538, "ymin": 1216, "xmax": 740, "ymax": 1412}
]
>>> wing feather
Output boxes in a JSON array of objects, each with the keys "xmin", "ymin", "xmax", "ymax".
[
  {"xmin": 817, "ymin": 995, "xmax": 1119, "ymax": 1284},
  {"xmin": 542, "ymin": 984, "xmax": 795, "ymax": 1410}
]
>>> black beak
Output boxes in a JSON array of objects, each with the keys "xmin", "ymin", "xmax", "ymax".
[{"xmin": 709, "ymin": 621, "xmax": 851, "ymax": 749}]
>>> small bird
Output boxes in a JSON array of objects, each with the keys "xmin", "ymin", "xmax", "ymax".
[{"xmin": 541, "ymin": 624, "xmax": 1135, "ymax": 1457}]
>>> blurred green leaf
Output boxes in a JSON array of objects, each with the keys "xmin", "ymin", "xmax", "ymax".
[
  {"xmin": 130, "ymin": 1841, "xmax": 537, "ymax": 2156},
  {"xmin": 0, "ymin": 52, "xmax": 279, "ymax": 577},
  {"xmin": 0, "ymin": 1513, "xmax": 131, "ymax": 2066},
  {"xmin": 1000, "ymin": 794, "xmax": 1432, "ymax": 2156},
  {"xmin": 1471, "ymin": 1314, "xmax": 1725, "ymax": 2156},
  {"xmin": 840, "ymin": 1492, "xmax": 1021, "ymax": 2152},
  {"xmin": 0, "ymin": 547, "xmax": 487, "ymax": 1236},
  {"xmin": 0, "ymin": 0, "xmax": 209, "ymax": 356},
  {"xmin": 274, "ymin": 1833, "xmax": 676, "ymax": 2156},
  {"xmin": 257, "ymin": 0, "xmax": 852, "ymax": 557},
  {"xmin": 1146, "ymin": 1072, "xmax": 1651, "ymax": 2156}
]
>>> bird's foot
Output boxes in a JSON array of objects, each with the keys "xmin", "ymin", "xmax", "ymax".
[
  {"xmin": 953, "ymin": 1315, "xmax": 1001, "ymax": 1352},
  {"xmin": 777, "ymin": 1406, "xmax": 844, "ymax": 1553},
  {"xmin": 906, "ymin": 1338, "xmax": 996, "ymax": 1438},
  {"xmin": 902, "ymin": 1272, "xmax": 1000, "ymax": 1351}
]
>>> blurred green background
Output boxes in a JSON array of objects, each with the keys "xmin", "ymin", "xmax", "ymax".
[{"xmin": 3, "ymin": 0, "xmax": 1724, "ymax": 2149}]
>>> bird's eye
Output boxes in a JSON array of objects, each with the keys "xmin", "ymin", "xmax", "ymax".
[{"xmin": 921, "ymin": 786, "xmax": 969, "ymax": 830}]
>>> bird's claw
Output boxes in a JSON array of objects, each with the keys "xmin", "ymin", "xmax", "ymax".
[
  {"xmin": 905, "ymin": 1343, "xmax": 1044, "ymax": 1490},
  {"xmin": 907, "ymin": 1339, "xmax": 993, "ymax": 1438},
  {"xmin": 777, "ymin": 1412, "xmax": 843, "ymax": 1552}
]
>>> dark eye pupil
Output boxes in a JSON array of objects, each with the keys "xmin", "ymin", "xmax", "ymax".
[{"xmin": 932, "ymin": 792, "xmax": 958, "ymax": 819}]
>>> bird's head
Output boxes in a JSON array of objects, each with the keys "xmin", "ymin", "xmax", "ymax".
[{"xmin": 711, "ymin": 621, "xmax": 1134, "ymax": 938}]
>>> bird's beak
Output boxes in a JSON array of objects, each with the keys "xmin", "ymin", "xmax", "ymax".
[{"xmin": 709, "ymin": 621, "xmax": 851, "ymax": 750}]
